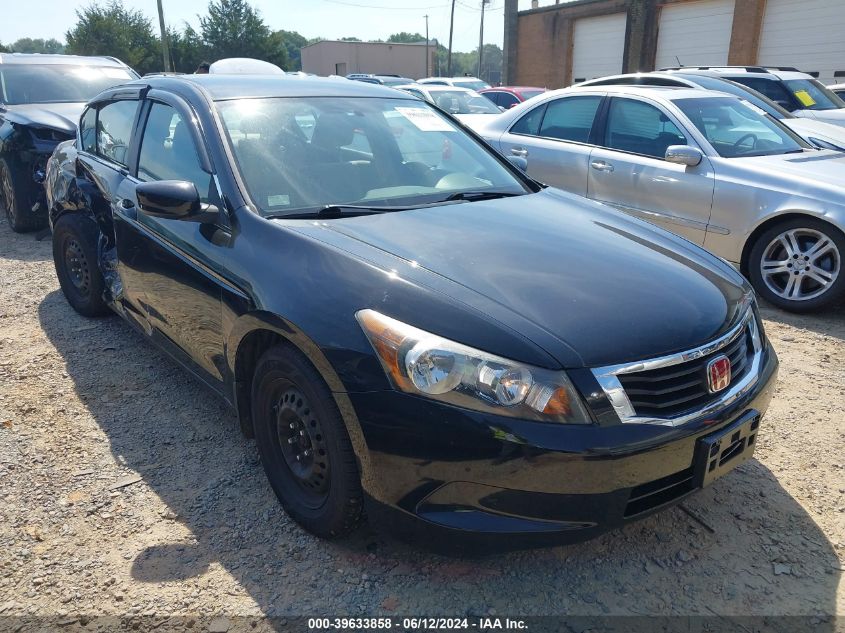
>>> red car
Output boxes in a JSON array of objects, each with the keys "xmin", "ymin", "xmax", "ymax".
[{"xmin": 479, "ymin": 86, "xmax": 546, "ymax": 109}]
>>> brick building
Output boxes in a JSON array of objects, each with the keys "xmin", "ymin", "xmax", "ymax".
[{"xmin": 503, "ymin": 0, "xmax": 845, "ymax": 88}]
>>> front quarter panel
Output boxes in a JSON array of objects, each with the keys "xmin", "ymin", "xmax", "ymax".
[{"xmin": 703, "ymin": 156, "xmax": 845, "ymax": 264}]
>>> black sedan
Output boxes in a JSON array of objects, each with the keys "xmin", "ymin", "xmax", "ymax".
[
  {"xmin": 0, "ymin": 53, "xmax": 136, "ymax": 232},
  {"xmin": 45, "ymin": 75, "xmax": 778, "ymax": 548}
]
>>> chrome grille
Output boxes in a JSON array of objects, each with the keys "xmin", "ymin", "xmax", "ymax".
[
  {"xmin": 591, "ymin": 308, "xmax": 764, "ymax": 427},
  {"xmin": 617, "ymin": 326, "xmax": 753, "ymax": 418}
]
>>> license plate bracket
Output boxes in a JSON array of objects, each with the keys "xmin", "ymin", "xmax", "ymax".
[{"xmin": 694, "ymin": 410, "xmax": 761, "ymax": 488}]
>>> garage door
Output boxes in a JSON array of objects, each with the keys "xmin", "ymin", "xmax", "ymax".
[
  {"xmin": 571, "ymin": 13, "xmax": 627, "ymax": 84},
  {"xmin": 654, "ymin": 0, "xmax": 735, "ymax": 70},
  {"xmin": 758, "ymin": 0, "xmax": 845, "ymax": 85}
]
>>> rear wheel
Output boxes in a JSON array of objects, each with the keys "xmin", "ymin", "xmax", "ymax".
[
  {"xmin": 748, "ymin": 217, "xmax": 845, "ymax": 312},
  {"xmin": 251, "ymin": 344, "xmax": 363, "ymax": 538},
  {"xmin": 52, "ymin": 214, "xmax": 111, "ymax": 317},
  {"xmin": 0, "ymin": 157, "xmax": 44, "ymax": 233}
]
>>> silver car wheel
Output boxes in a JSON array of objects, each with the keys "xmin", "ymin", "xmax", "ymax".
[{"xmin": 760, "ymin": 228, "xmax": 841, "ymax": 301}]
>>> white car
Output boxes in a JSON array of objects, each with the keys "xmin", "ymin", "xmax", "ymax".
[
  {"xmin": 395, "ymin": 84, "xmax": 502, "ymax": 127},
  {"xmin": 655, "ymin": 66, "xmax": 845, "ymax": 128},
  {"xmin": 577, "ymin": 71, "xmax": 845, "ymax": 151},
  {"xmin": 474, "ymin": 85, "xmax": 845, "ymax": 312},
  {"xmin": 417, "ymin": 76, "xmax": 490, "ymax": 91}
]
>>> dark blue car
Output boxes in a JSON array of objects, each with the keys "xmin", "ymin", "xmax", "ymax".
[{"xmin": 45, "ymin": 75, "xmax": 778, "ymax": 549}]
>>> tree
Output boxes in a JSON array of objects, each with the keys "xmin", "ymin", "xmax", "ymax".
[
  {"xmin": 199, "ymin": 0, "xmax": 287, "ymax": 69},
  {"xmin": 167, "ymin": 25, "xmax": 206, "ymax": 74},
  {"xmin": 65, "ymin": 1, "xmax": 160, "ymax": 75},
  {"xmin": 340, "ymin": 36, "xmax": 362, "ymax": 41},
  {"xmin": 276, "ymin": 30, "xmax": 306, "ymax": 71},
  {"xmin": 10, "ymin": 38, "xmax": 65, "ymax": 54},
  {"xmin": 0, "ymin": 42, "xmax": 8, "ymax": 53},
  {"xmin": 387, "ymin": 32, "xmax": 426, "ymax": 44}
]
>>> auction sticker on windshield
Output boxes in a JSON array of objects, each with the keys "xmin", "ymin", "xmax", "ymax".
[{"xmin": 395, "ymin": 107, "xmax": 454, "ymax": 132}]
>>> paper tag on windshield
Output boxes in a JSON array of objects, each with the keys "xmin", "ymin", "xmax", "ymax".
[
  {"xmin": 394, "ymin": 107, "xmax": 454, "ymax": 132},
  {"xmin": 794, "ymin": 90, "xmax": 817, "ymax": 107}
]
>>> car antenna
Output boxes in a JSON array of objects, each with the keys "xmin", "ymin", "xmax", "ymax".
[{"xmin": 676, "ymin": 55, "xmax": 683, "ymax": 68}]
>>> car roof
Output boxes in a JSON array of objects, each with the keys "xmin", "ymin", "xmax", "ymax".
[
  {"xmin": 124, "ymin": 74, "xmax": 410, "ymax": 101},
  {"xmin": 659, "ymin": 66, "xmax": 814, "ymax": 81},
  {"xmin": 565, "ymin": 85, "xmax": 730, "ymax": 103},
  {"xmin": 417, "ymin": 85, "xmax": 475, "ymax": 93},
  {"xmin": 0, "ymin": 53, "xmax": 128, "ymax": 67}
]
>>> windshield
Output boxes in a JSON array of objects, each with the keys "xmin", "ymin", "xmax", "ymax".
[
  {"xmin": 677, "ymin": 74, "xmax": 791, "ymax": 120},
  {"xmin": 452, "ymin": 80, "xmax": 491, "ymax": 91},
  {"xmin": 216, "ymin": 96, "xmax": 529, "ymax": 217},
  {"xmin": 783, "ymin": 79, "xmax": 845, "ymax": 111},
  {"xmin": 675, "ymin": 97, "xmax": 809, "ymax": 158},
  {"xmin": 519, "ymin": 89, "xmax": 545, "ymax": 101},
  {"xmin": 430, "ymin": 90, "xmax": 500, "ymax": 114},
  {"xmin": 0, "ymin": 65, "xmax": 135, "ymax": 105}
]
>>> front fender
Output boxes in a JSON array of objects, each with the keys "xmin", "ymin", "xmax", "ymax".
[{"xmin": 225, "ymin": 310, "xmax": 375, "ymax": 489}]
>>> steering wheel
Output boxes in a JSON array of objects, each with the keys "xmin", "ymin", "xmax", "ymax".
[{"xmin": 733, "ymin": 133, "xmax": 758, "ymax": 151}]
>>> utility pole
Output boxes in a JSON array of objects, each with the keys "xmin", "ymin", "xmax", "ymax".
[
  {"xmin": 424, "ymin": 14, "xmax": 430, "ymax": 77},
  {"xmin": 447, "ymin": 0, "xmax": 456, "ymax": 76},
  {"xmin": 156, "ymin": 0, "xmax": 172, "ymax": 72},
  {"xmin": 477, "ymin": 0, "xmax": 490, "ymax": 79}
]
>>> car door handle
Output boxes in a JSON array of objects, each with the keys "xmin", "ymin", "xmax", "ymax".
[
  {"xmin": 120, "ymin": 198, "xmax": 135, "ymax": 209},
  {"xmin": 510, "ymin": 147, "xmax": 529, "ymax": 158},
  {"xmin": 590, "ymin": 160, "xmax": 614, "ymax": 173}
]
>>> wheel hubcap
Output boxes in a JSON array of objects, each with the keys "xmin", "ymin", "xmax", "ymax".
[
  {"xmin": 760, "ymin": 228, "xmax": 840, "ymax": 301},
  {"xmin": 273, "ymin": 389, "xmax": 330, "ymax": 495},
  {"xmin": 64, "ymin": 239, "xmax": 91, "ymax": 294}
]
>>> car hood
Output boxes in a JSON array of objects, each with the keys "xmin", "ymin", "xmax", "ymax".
[
  {"xmin": 784, "ymin": 118, "xmax": 845, "ymax": 149},
  {"xmin": 3, "ymin": 102, "xmax": 84, "ymax": 134},
  {"xmin": 286, "ymin": 189, "xmax": 749, "ymax": 368},
  {"xmin": 796, "ymin": 108, "xmax": 845, "ymax": 127},
  {"xmin": 731, "ymin": 149, "xmax": 845, "ymax": 192}
]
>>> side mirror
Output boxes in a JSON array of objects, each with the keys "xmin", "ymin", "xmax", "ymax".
[
  {"xmin": 507, "ymin": 155, "xmax": 528, "ymax": 172},
  {"xmin": 664, "ymin": 145, "xmax": 703, "ymax": 167},
  {"xmin": 136, "ymin": 180, "xmax": 212, "ymax": 221}
]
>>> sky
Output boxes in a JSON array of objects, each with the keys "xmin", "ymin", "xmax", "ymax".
[{"xmin": 1, "ymin": 0, "xmax": 554, "ymax": 54}]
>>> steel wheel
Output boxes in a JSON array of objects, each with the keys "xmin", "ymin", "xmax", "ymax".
[
  {"xmin": 0, "ymin": 161, "xmax": 17, "ymax": 225},
  {"xmin": 760, "ymin": 227, "xmax": 840, "ymax": 302},
  {"xmin": 272, "ymin": 387, "xmax": 331, "ymax": 503},
  {"xmin": 63, "ymin": 238, "xmax": 92, "ymax": 296}
]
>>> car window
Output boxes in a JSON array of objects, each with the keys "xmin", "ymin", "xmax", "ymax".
[
  {"xmin": 604, "ymin": 98, "xmax": 687, "ymax": 158},
  {"xmin": 511, "ymin": 104, "xmax": 547, "ymax": 136},
  {"xmin": 675, "ymin": 96, "xmax": 808, "ymax": 158},
  {"xmin": 728, "ymin": 77, "xmax": 796, "ymax": 110},
  {"xmin": 79, "ymin": 107, "xmax": 97, "ymax": 154},
  {"xmin": 482, "ymin": 92, "xmax": 500, "ymax": 106},
  {"xmin": 405, "ymin": 88, "xmax": 427, "ymax": 101},
  {"xmin": 679, "ymin": 75, "xmax": 790, "ymax": 119},
  {"xmin": 0, "ymin": 65, "xmax": 134, "ymax": 105},
  {"xmin": 216, "ymin": 96, "xmax": 530, "ymax": 216},
  {"xmin": 137, "ymin": 102, "xmax": 211, "ymax": 201},
  {"xmin": 538, "ymin": 96, "xmax": 602, "ymax": 143},
  {"xmin": 453, "ymin": 80, "xmax": 490, "ymax": 91},
  {"xmin": 431, "ymin": 90, "xmax": 500, "ymax": 115},
  {"xmin": 500, "ymin": 93, "xmax": 519, "ymax": 108},
  {"xmin": 95, "ymin": 100, "xmax": 138, "ymax": 166}
]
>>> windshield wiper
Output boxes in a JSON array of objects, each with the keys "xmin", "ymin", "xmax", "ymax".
[
  {"xmin": 268, "ymin": 204, "xmax": 418, "ymax": 220},
  {"xmin": 441, "ymin": 190, "xmax": 524, "ymax": 202}
]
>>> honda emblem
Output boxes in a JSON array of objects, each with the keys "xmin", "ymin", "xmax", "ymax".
[{"xmin": 707, "ymin": 355, "xmax": 732, "ymax": 393}]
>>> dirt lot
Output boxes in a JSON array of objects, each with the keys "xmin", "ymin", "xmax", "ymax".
[{"xmin": 1, "ymin": 214, "xmax": 844, "ymax": 628}]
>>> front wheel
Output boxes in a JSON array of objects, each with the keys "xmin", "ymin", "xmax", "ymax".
[
  {"xmin": 748, "ymin": 218, "xmax": 845, "ymax": 312},
  {"xmin": 251, "ymin": 344, "xmax": 363, "ymax": 538},
  {"xmin": 0, "ymin": 157, "xmax": 45, "ymax": 233}
]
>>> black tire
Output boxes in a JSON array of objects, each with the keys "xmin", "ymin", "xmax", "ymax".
[
  {"xmin": 748, "ymin": 217, "xmax": 845, "ymax": 313},
  {"xmin": 0, "ymin": 157, "xmax": 46, "ymax": 233},
  {"xmin": 52, "ymin": 214, "xmax": 111, "ymax": 317},
  {"xmin": 251, "ymin": 344, "xmax": 363, "ymax": 538}
]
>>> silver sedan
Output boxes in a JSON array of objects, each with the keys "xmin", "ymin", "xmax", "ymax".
[{"xmin": 471, "ymin": 86, "xmax": 845, "ymax": 312}]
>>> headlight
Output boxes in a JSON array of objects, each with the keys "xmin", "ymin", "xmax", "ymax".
[{"xmin": 356, "ymin": 309, "xmax": 592, "ymax": 424}]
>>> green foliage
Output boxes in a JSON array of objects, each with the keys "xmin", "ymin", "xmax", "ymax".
[
  {"xmin": 0, "ymin": 42, "xmax": 8, "ymax": 54},
  {"xmin": 387, "ymin": 32, "xmax": 426, "ymax": 44},
  {"xmin": 65, "ymin": 0, "xmax": 160, "ymax": 75},
  {"xmin": 9, "ymin": 38, "xmax": 66, "ymax": 54},
  {"xmin": 276, "ymin": 30, "xmax": 307, "ymax": 71},
  {"xmin": 198, "ymin": 0, "xmax": 287, "ymax": 69}
]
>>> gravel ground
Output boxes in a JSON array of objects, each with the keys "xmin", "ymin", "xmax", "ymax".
[{"xmin": 1, "ymin": 214, "xmax": 844, "ymax": 628}]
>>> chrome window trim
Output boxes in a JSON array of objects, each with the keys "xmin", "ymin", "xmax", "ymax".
[{"xmin": 592, "ymin": 309, "xmax": 763, "ymax": 427}]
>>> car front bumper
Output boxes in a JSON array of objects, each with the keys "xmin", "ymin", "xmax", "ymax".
[{"xmin": 349, "ymin": 343, "xmax": 778, "ymax": 550}]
